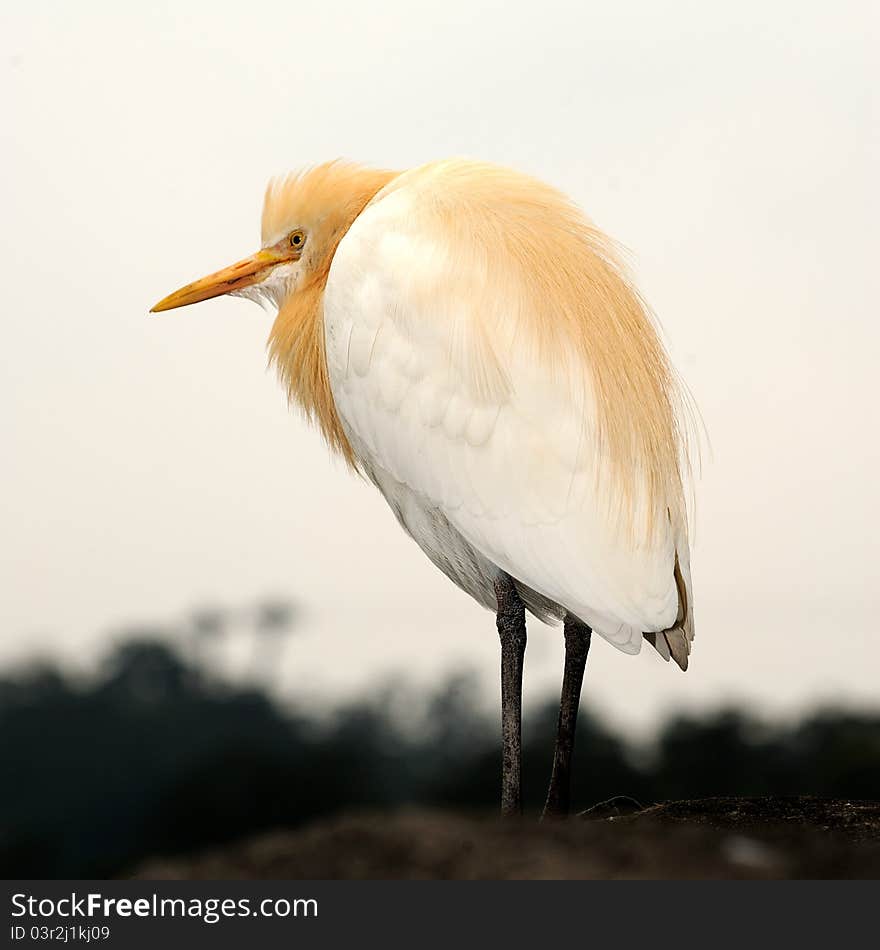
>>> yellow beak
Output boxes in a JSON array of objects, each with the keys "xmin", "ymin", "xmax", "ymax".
[{"xmin": 150, "ymin": 247, "xmax": 288, "ymax": 313}]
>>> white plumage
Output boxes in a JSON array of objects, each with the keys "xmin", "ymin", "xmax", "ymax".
[
  {"xmin": 323, "ymin": 163, "xmax": 693, "ymax": 658},
  {"xmin": 152, "ymin": 156, "xmax": 697, "ymax": 815}
]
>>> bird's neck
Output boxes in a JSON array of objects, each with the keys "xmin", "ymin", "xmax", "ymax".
[{"xmin": 267, "ymin": 167, "xmax": 398, "ymax": 466}]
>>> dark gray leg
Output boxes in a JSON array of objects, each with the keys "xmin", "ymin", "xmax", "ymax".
[
  {"xmin": 542, "ymin": 614, "xmax": 592, "ymax": 819},
  {"xmin": 494, "ymin": 573, "xmax": 527, "ymax": 817}
]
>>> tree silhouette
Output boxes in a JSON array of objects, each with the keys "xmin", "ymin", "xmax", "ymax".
[{"xmin": 0, "ymin": 634, "xmax": 877, "ymax": 878}]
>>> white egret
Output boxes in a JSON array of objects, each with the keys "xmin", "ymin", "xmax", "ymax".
[{"xmin": 152, "ymin": 159, "xmax": 695, "ymax": 817}]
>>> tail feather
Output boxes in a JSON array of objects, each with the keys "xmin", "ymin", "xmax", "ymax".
[{"xmin": 644, "ymin": 551, "xmax": 694, "ymax": 671}]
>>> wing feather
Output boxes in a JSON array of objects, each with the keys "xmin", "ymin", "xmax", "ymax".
[{"xmin": 323, "ymin": 162, "xmax": 694, "ymax": 660}]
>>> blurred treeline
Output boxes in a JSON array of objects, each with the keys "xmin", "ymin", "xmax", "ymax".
[{"xmin": 1, "ymin": 627, "xmax": 879, "ymax": 878}]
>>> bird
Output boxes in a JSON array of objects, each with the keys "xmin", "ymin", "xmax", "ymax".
[{"xmin": 152, "ymin": 159, "xmax": 695, "ymax": 818}]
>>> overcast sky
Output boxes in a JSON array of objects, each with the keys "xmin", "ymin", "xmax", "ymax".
[{"xmin": 1, "ymin": 1, "xmax": 876, "ymax": 733}]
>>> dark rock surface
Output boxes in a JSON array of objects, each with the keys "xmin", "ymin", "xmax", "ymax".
[{"xmin": 131, "ymin": 797, "xmax": 880, "ymax": 880}]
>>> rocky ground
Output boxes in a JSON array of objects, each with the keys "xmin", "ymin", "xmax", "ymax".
[{"xmin": 131, "ymin": 797, "xmax": 880, "ymax": 879}]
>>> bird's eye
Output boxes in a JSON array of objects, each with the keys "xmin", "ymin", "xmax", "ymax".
[{"xmin": 289, "ymin": 230, "xmax": 305, "ymax": 248}]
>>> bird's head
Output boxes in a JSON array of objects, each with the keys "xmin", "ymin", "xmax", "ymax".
[
  {"xmin": 151, "ymin": 161, "xmax": 396, "ymax": 314},
  {"xmin": 151, "ymin": 161, "xmax": 398, "ymax": 466}
]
